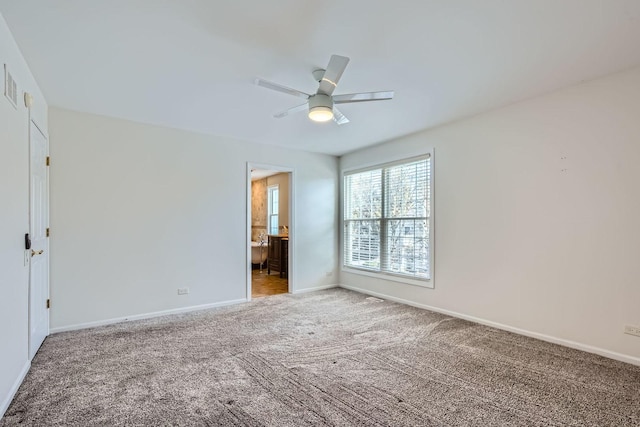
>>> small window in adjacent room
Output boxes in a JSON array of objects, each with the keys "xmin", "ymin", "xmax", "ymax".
[
  {"xmin": 343, "ymin": 153, "xmax": 433, "ymax": 287},
  {"xmin": 268, "ymin": 185, "xmax": 279, "ymax": 235}
]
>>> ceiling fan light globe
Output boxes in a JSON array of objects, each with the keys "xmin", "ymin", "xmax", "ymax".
[{"xmin": 308, "ymin": 106, "xmax": 334, "ymax": 122}]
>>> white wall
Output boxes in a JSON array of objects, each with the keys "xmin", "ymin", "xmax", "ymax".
[
  {"xmin": 340, "ymin": 66, "xmax": 640, "ymax": 364},
  {"xmin": 0, "ymin": 13, "xmax": 48, "ymax": 417},
  {"xmin": 49, "ymin": 108, "xmax": 338, "ymax": 330}
]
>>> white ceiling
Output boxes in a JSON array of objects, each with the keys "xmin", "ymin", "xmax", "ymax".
[{"xmin": 2, "ymin": 1, "xmax": 640, "ymax": 156}]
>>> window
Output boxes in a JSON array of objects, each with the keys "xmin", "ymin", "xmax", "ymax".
[
  {"xmin": 343, "ymin": 154, "xmax": 433, "ymax": 286},
  {"xmin": 268, "ymin": 185, "xmax": 279, "ymax": 235}
]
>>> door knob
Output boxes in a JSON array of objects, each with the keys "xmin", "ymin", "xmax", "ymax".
[{"xmin": 31, "ymin": 249, "xmax": 44, "ymax": 257}]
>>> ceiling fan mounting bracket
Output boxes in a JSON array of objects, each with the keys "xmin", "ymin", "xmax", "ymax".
[{"xmin": 312, "ymin": 69, "xmax": 326, "ymax": 82}]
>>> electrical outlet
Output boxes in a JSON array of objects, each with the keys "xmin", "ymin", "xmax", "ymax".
[
  {"xmin": 177, "ymin": 287, "xmax": 189, "ymax": 295},
  {"xmin": 624, "ymin": 325, "xmax": 640, "ymax": 337}
]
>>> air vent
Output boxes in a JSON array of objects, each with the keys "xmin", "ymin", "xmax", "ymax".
[{"xmin": 4, "ymin": 64, "xmax": 18, "ymax": 109}]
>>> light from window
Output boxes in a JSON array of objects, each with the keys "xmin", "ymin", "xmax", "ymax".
[
  {"xmin": 343, "ymin": 155, "xmax": 432, "ymax": 282},
  {"xmin": 268, "ymin": 185, "xmax": 279, "ymax": 235}
]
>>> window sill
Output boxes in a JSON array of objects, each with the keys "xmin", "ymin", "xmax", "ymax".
[{"xmin": 341, "ymin": 267, "xmax": 434, "ymax": 289}]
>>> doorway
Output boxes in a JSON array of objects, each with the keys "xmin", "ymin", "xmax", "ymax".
[{"xmin": 247, "ymin": 164, "xmax": 293, "ymax": 299}]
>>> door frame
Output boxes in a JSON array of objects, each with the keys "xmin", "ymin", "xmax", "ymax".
[
  {"xmin": 246, "ymin": 162, "xmax": 295, "ymax": 300},
  {"xmin": 28, "ymin": 119, "xmax": 50, "ymax": 359}
]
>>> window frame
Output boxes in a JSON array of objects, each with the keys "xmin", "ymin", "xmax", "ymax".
[
  {"xmin": 267, "ymin": 184, "xmax": 279, "ymax": 235},
  {"xmin": 341, "ymin": 152, "xmax": 434, "ymax": 289}
]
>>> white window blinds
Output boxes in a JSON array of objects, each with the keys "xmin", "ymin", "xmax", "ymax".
[
  {"xmin": 268, "ymin": 185, "xmax": 279, "ymax": 235},
  {"xmin": 344, "ymin": 155, "xmax": 432, "ymax": 282}
]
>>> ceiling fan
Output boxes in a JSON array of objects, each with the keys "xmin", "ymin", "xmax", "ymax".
[{"xmin": 255, "ymin": 55, "xmax": 394, "ymax": 125}]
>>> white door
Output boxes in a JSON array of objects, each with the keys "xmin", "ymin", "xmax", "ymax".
[{"xmin": 29, "ymin": 121, "xmax": 49, "ymax": 359}]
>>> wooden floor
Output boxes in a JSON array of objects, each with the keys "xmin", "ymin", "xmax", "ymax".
[{"xmin": 251, "ymin": 269, "xmax": 288, "ymax": 298}]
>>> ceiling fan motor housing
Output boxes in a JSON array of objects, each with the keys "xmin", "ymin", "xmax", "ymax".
[
  {"xmin": 308, "ymin": 94, "xmax": 334, "ymax": 122},
  {"xmin": 309, "ymin": 94, "xmax": 333, "ymax": 110}
]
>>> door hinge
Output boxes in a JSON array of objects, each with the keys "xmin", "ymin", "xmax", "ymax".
[
  {"xmin": 46, "ymin": 228, "xmax": 50, "ymax": 237},
  {"xmin": 46, "ymin": 156, "xmax": 50, "ymax": 166},
  {"xmin": 46, "ymin": 299, "xmax": 50, "ymax": 309}
]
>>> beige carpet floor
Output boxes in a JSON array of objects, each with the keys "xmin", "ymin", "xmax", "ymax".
[{"xmin": 2, "ymin": 288, "xmax": 639, "ymax": 426}]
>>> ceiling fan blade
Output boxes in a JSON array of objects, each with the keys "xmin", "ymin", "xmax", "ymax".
[
  {"xmin": 318, "ymin": 55, "xmax": 350, "ymax": 96},
  {"xmin": 273, "ymin": 103, "xmax": 308, "ymax": 119},
  {"xmin": 333, "ymin": 91, "xmax": 394, "ymax": 104},
  {"xmin": 255, "ymin": 78, "xmax": 310, "ymax": 100},
  {"xmin": 333, "ymin": 108, "xmax": 350, "ymax": 125}
]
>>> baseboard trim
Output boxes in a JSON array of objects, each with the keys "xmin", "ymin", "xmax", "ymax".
[
  {"xmin": 339, "ymin": 284, "xmax": 640, "ymax": 367},
  {"xmin": 50, "ymin": 298, "xmax": 248, "ymax": 334},
  {"xmin": 291, "ymin": 284, "xmax": 338, "ymax": 294},
  {"xmin": 1, "ymin": 360, "xmax": 30, "ymax": 419}
]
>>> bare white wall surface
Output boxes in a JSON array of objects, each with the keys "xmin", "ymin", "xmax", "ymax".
[
  {"xmin": 0, "ymin": 13, "xmax": 48, "ymax": 417},
  {"xmin": 48, "ymin": 108, "xmax": 338, "ymax": 331},
  {"xmin": 340, "ymin": 67, "xmax": 640, "ymax": 364}
]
